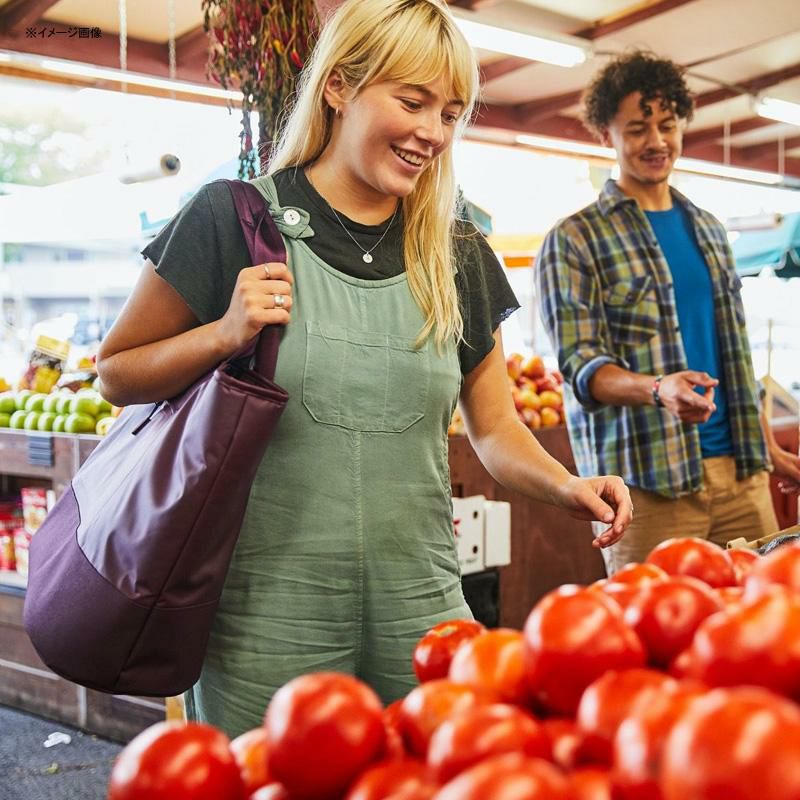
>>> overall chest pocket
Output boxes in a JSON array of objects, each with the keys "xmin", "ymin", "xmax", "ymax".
[
  {"xmin": 603, "ymin": 275, "xmax": 660, "ymax": 346},
  {"xmin": 302, "ymin": 321, "xmax": 430, "ymax": 433}
]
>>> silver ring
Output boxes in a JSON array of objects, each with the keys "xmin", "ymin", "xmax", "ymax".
[
  {"xmin": 264, "ymin": 264, "xmax": 271, "ymax": 280},
  {"xmin": 273, "ymin": 294, "xmax": 286, "ymax": 309}
]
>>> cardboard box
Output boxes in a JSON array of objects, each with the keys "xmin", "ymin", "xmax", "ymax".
[
  {"xmin": 453, "ymin": 495, "xmax": 486, "ymax": 575},
  {"xmin": 484, "ymin": 500, "xmax": 511, "ymax": 568}
]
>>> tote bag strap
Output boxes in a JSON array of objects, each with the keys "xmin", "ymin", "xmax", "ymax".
[{"xmin": 223, "ymin": 178, "xmax": 287, "ymax": 380}]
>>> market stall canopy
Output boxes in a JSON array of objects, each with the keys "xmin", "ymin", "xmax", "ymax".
[
  {"xmin": 733, "ymin": 212, "xmax": 800, "ymax": 278},
  {"xmin": 1, "ymin": 0, "xmax": 799, "ymax": 183}
]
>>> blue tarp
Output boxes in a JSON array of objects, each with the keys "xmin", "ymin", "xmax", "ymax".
[{"xmin": 732, "ymin": 212, "xmax": 800, "ymax": 278}]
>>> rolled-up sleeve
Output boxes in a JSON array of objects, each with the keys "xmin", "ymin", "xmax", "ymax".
[{"xmin": 535, "ymin": 225, "xmax": 622, "ymax": 412}]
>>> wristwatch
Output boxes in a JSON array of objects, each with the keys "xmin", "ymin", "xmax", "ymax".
[{"xmin": 652, "ymin": 374, "xmax": 665, "ymax": 408}]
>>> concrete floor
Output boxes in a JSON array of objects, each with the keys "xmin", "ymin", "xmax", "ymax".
[{"xmin": 0, "ymin": 704, "xmax": 122, "ymax": 800}]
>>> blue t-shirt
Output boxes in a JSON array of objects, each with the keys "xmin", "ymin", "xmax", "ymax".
[{"xmin": 645, "ymin": 204, "xmax": 733, "ymax": 457}]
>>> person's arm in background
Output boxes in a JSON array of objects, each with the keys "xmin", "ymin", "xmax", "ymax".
[
  {"xmin": 759, "ymin": 410, "xmax": 800, "ymax": 493},
  {"xmin": 536, "ymin": 225, "xmax": 717, "ymax": 422}
]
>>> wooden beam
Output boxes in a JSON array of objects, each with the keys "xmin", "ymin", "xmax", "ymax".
[
  {"xmin": 739, "ymin": 135, "xmax": 800, "ymax": 162},
  {"xmin": 516, "ymin": 90, "xmax": 583, "ymax": 124},
  {"xmin": 175, "ymin": 25, "xmax": 210, "ymax": 68},
  {"xmin": 683, "ymin": 117, "xmax": 776, "ymax": 147},
  {"xmin": 0, "ymin": 0, "xmax": 59, "ymax": 34},
  {"xmin": 477, "ymin": 104, "xmax": 595, "ymax": 142},
  {"xmin": 681, "ymin": 141, "xmax": 800, "ymax": 180},
  {"xmin": 695, "ymin": 61, "xmax": 800, "ymax": 109},
  {"xmin": 479, "ymin": 57, "xmax": 530, "ymax": 84},
  {"xmin": 0, "ymin": 18, "xmax": 213, "ymax": 85},
  {"xmin": 573, "ymin": 0, "xmax": 700, "ymax": 40},
  {"xmin": 481, "ymin": 0, "xmax": 699, "ymax": 85}
]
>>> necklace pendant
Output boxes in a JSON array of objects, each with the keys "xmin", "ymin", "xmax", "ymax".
[{"xmin": 362, "ymin": 253, "xmax": 374, "ymax": 264}]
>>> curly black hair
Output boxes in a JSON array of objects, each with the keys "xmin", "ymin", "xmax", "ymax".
[{"xmin": 582, "ymin": 51, "xmax": 694, "ymax": 139}]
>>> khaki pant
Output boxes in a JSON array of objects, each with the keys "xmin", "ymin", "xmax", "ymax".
[{"xmin": 598, "ymin": 457, "xmax": 778, "ymax": 575}]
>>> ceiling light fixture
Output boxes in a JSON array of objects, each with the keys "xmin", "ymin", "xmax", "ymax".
[
  {"xmin": 512, "ymin": 134, "xmax": 784, "ymax": 185},
  {"xmin": 452, "ymin": 17, "xmax": 590, "ymax": 68},
  {"xmin": 0, "ymin": 50, "xmax": 241, "ymax": 101},
  {"xmin": 754, "ymin": 95, "xmax": 800, "ymax": 128}
]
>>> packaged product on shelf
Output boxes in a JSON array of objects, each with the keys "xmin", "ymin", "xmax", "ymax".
[
  {"xmin": 14, "ymin": 529, "xmax": 31, "ymax": 578},
  {"xmin": 18, "ymin": 335, "xmax": 70, "ymax": 395},
  {"xmin": 0, "ymin": 501, "xmax": 22, "ymax": 572},
  {"xmin": 21, "ymin": 487, "xmax": 49, "ymax": 535}
]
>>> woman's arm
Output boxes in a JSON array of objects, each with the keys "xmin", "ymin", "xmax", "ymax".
[
  {"xmin": 96, "ymin": 259, "xmax": 291, "ymax": 406},
  {"xmin": 458, "ymin": 328, "xmax": 633, "ymax": 547}
]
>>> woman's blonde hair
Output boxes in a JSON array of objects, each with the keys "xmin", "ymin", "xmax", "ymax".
[{"xmin": 269, "ymin": 0, "xmax": 480, "ymax": 348}]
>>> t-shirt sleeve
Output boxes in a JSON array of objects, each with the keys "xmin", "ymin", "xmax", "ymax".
[
  {"xmin": 455, "ymin": 221, "xmax": 520, "ymax": 375},
  {"xmin": 141, "ymin": 181, "xmax": 248, "ymax": 325}
]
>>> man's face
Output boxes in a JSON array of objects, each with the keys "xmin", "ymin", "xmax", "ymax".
[{"xmin": 602, "ymin": 91, "xmax": 685, "ymax": 188}]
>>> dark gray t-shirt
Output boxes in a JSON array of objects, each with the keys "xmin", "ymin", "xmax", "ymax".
[{"xmin": 142, "ymin": 167, "xmax": 519, "ymax": 374}]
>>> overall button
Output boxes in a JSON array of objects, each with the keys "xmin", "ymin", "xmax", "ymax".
[{"xmin": 283, "ymin": 209, "xmax": 301, "ymax": 226}]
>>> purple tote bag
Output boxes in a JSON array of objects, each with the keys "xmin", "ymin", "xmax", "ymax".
[{"xmin": 23, "ymin": 179, "xmax": 289, "ymax": 697}]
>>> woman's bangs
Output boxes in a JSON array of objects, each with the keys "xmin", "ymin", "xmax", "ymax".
[{"xmin": 371, "ymin": 13, "xmax": 477, "ymax": 110}]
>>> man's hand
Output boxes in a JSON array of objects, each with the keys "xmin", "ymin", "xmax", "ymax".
[
  {"xmin": 554, "ymin": 475, "xmax": 633, "ymax": 549},
  {"xmin": 770, "ymin": 446, "xmax": 800, "ymax": 494},
  {"xmin": 657, "ymin": 371, "xmax": 718, "ymax": 424}
]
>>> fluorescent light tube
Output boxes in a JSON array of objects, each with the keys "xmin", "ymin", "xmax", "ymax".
[
  {"xmin": 453, "ymin": 18, "xmax": 590, "ymax": 68},
  {"xmin": 513, "ymin": 134, "xmax": 783, "ymax": 184},
  {"xmin": 754, "ymin": 95, "xmax": 800, "ymax": 128},
  {"xmin": 0, "ymin": 50, "xmax": 241, "ymax": 101}
]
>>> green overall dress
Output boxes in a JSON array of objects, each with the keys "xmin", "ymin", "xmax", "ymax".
[{"xmin": 185, "ymin": 175, "xmax": 472, "ymax": 736}]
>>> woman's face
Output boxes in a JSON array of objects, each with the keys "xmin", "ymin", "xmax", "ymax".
[{"xmin": 330, "ymin": 77, "xmax": 465, "ymax": 202}]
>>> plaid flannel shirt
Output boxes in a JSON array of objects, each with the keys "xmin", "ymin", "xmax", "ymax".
[{"xmin": 536, "ymin": 180, "xmax": 767, "ymax": 498}]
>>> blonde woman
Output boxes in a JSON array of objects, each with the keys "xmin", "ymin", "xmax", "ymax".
[{"xmin": 97, "ymin": 0, "xmax": 632, "ymax": 735}]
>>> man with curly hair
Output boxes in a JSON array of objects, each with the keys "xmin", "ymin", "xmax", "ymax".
[{"xmin": 536, "ymin": 51, "xmax": 800, "ymax": 573}]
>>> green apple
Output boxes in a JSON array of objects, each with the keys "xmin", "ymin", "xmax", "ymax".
[
  {"xmin": 97, "ymin": 396, "xmax": 113, "ymax": 414},
  {"xmin": 9, "ymin": 410, "xmax": 27, "ymax": 429},
  {"xmin": 23, "ymin": 411, "xmax": 40, "ymax": 430},
  {"xmin": 37, "ymin": 412, "xmax": 57, "ymax": 432},
  {"xmin": 0, "ymin": 392, "xmax": 16, "ymax": 414},
  {"xmin": 52, "ymin": 414, "xmax": 66, "ymax": 433},
  {"xmin": 68, "ymin": 395, "xmax": 100, "ymax": 418},
  {"xmin": 15, "ymin": 390, "xmax": 33, "ymax": 411},
  {"xmin": 24, "ymin": 393, "xmax": 48, "ymax": 413},
  {"xmin": 0, "ymin": 412, "xmax": 10, "ymax": 428},
  {"xmin": 42, "ymin": 393, "xmax": 61, "ymax": 413},
  {"xmin": 55, "ymin": 393, "xmax": 74, "ymax": 415},
  {"xmin": 64, "ymin": 412, "xmax": 96, "ymax": 434}
]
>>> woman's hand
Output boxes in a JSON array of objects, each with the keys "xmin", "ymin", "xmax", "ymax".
[
  {"xmin": 217, "ymin": 262, "xmax": 293, "ymax": 351},
  {"xmin": 553, "ymin": 475, "xmax": 633, "ymax": 548}
]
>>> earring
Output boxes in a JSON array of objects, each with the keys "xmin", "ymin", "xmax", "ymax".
[{"xmin": 335, "ymin": 106, "xmax": 342, "ymax": 118}]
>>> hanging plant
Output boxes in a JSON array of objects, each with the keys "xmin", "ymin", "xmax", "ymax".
[{"xmin": 202, "ymin": 0, "xmax": 319, "ymax": 178}]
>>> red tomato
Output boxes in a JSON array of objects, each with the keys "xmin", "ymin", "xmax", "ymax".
[
  {"xmin": 678, "ymin": 585, "xmax": 800, "ymax": 700},
  {"xmin": 345, "ymin": 759, "xmax": 437, "ymax": 800},
  {"xmin": 230, "ymin": 727, "xmax": 270, "ymax": 796},
  {"xmin": 575, "ymin": 668, "xmax": 675, "ymax": 764},
  {"xmin": 589, "ymin": 581, "xmax": 645, "ymax": 614},
  {"xmin": 108, "ymin": 721, "xmax": 245, "ymax": 800},
  {"xmin": 265, "ymin": 672, "xmax": 386, "ymax": 800},
  {"xmin": 612, "ymin": 682, "xmax": 705, "ymax": 800},
  {"xmin": 744, "ymin": 541, "xmax": 800, "ymax": 598},
  {"xmin": 432, "ymin": 753, "xmax": 570, "ymax": 800},
  {"xmin": 427, "ymin": 703, "xmax": 549, "ymax": 783},
  {"xmin": 399, "ymin": 680, "xmax": 495, "ymax": 758},
  {"xmin": 539, "ymin": 718, "xmax": 594, "ymax": 771},
  {"xmin": 569, "ymin": 768, "xmax": 613, "ymax": 800},
  {"xmin": 249, "ymin": 785, "xmax": 289, "ymax": 800},
  {"xmin": 644, "ymin": 537, "xmax": 737, "ymax": 588},
  {"xmin": 523, "ymin": 586, "xmax": 646, "ymax": 716},
  {"xmin": 607, "ymin": 563, "xmax": 669, "ymax": 587},
  {"xmin": 448, "ymin": 628, "xmax": 529, "ymax": 705},
  {"xmin": 622, "ymin": 576, "xmax": 723, "ymax": 668},
  {"xmin": 727, "ymin": 547, "xmax": 759, "ymax": 585},
  {"xmin": 715, "ymin": 585, "xmax": 745, "ymax": 610},
  {"xmin": 660, "ymin": 687, "xmax": 800, "ymax": 800},
  {"xmin": 382, "ymin": 700, "xmax": 407, "ymax": 760},
  {"xmin": 413, "ymin": 619, "xmax": 486, "ymax": 683}
]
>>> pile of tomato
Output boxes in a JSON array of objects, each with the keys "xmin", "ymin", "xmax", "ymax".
[{"xmin": 107, "ymin": 536, "xmax": 800, "ymax": 800}]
